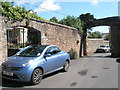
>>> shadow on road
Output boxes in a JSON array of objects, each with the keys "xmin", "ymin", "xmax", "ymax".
[
  {"xmin": 1, "ymin": 69, "xmax": 64, "ymax": 88},
  {"xmin": 2, "ymin": 78, "xmax": 31, "ymax": 87},
  {"xmin": 89, "ymin": 55, "xmax": 112, "ymax": 58}
]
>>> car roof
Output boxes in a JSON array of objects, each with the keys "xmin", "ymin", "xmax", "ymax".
[{"xmin": 30, "ymin": 45, "xmax": 57, "ymax": 48}]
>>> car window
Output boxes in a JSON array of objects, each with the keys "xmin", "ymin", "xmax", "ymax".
[
  {"xmin": 53, "ymin": 46, "xmax": 61, "ymax": 52},
  {"xmin": 45, "ymin": 47, "xmax": 54, "ymax": 55},
  {"xmin": 45, "ymin": 46, "xmax": 61, "ymax": 55},
  {"xmin": 16, "ymin": 46, "xmax": 47, "ymax": 57}
]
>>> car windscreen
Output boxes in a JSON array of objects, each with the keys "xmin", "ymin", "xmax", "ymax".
[{"xmin": 16, "ymin": 46, "xmax": 47, "ymax": 57}]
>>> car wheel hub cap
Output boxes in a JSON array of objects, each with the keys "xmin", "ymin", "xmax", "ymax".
[
  {"xmin": 33, "ymin": 69, "xmax": 42, "ymax": 83},
  {"xmin": 65, "ymin": 62, "xmax": 69, "ymax": 70}
]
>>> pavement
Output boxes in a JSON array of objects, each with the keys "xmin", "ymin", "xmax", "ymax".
[{"xmin": 0, "ymin": 53, "xmax": 119, "ymax": 89}]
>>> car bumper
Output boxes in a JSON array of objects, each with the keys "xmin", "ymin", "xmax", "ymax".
[{"xmin": 2, "ymin": 68, "xmax": 32, "ymax": 82}]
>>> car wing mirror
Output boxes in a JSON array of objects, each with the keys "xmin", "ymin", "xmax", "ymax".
[
  {"xmin": 19, "ymin": 48, "xmax": 24, "ymax": 51},
  {"xmin": 44, "ymin": 53, "xmax": 51, "ymax": 57}
]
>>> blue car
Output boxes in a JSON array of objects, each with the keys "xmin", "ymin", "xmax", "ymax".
[{"xmin": 2, "ymin": 45, "xmax": 70, "ymax": 85}]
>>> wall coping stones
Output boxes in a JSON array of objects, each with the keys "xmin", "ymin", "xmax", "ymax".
[
  {"xmin": 31, "ymin": 18, "xmax": 78, "ymax": 31},
  {"xmin": 87, "ymin": 38, "xmax": 103, "ymax": 40}
]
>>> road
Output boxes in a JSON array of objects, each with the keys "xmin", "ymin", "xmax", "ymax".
[{"xmin": 1, "ymin": 53, "xmax": 119, "ymax": 88}]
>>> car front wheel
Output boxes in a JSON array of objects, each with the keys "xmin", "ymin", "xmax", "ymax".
[
  {"xmin": 63, "ymin": 61, "xmax": 70, "ymax": 72},
  {"xmin": 31, "ymin": 68, "xmax": 43, "ymax": 85}
]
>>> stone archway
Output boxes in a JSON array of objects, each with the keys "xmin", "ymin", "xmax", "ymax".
[{"xmin": 87, "ymin": 16, "xmax": 120, "ymax": 57}]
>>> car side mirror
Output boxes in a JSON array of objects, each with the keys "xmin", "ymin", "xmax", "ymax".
[
  {"xmin": 44, "ymin": 53, "xmax": 51, "ymax": 57},
  {"xmin": 19, "ymin": 48, "xmax": 24, "ymax": 51}
]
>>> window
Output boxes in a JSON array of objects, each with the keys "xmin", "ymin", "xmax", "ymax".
[
  {"xmin": 16, "ymin": 45, "xmax": 47, "ymax": 57},
  {"xmin": 45, "ymin": 46, "xmax": 61, "ymax": 55}
]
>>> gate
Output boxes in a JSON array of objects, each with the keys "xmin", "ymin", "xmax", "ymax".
[{"xmin": 7, "ymin": 27, "xmax": 41, "ymax": 56}]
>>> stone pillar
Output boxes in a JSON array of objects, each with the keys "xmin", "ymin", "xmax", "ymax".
[
  {"xmin": 0, "ymin": 16, "xmax": 7, "ymax": 64},
  {"xmin": 111, "ymin": 23, "xmax": 120, "ymax": 57}
]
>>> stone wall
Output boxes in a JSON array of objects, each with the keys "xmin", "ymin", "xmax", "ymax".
[
  {"xmin": 28, "ymin": 19, "xmax": 81, "ymax": 55},
  {"xmin": 0, "ymin": 16, "xmax": 7, "ymax": 64},
  {"xmin": 111, "ymin": 25, "xmax": 120, "ymax": 57},
  {"xmin": 0, "ymin": 17, "xmax": 80, "ymax": 64},
  {"xmin": 86, "ymin": 39, "xmax": 109, "ymax": 55},
  {"xmin": 27, "ymin": 19, "xmax": 80, "ymax": 54},
  {"xmin": 104, "ymin": 40, "xmax": 109, "ymax": 46},
  {"xmin": 40, "ymin": 23, "xmax": 80, "ymax": 54}
]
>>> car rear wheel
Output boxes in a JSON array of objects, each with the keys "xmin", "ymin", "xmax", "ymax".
[
  {"xmin": 63, "ymin": 61, "xmax": 70, "ymax": 72},
  {"xmin": 31, "ymin": 68, "xmax": 43, "ymax": 85}
]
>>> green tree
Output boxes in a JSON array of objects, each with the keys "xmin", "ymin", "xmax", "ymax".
[
  {"xmin": 88, "ymin": 31, "xmax": 102, "ymax": 38},
  {"xmin": 78, "ymin": 13, "xmax": 95, "ymax": 28},
  {"xmin": 1, "ymin": 1, "xmax": 28, "ymax": 21},
  {"xmin": 50, "ymin": 17, "xmax": 59, "ymax": 23},
  {"xmin": 78, "ymin": 13, "xmax": 96, "ymax": 57},
  {"xmin": 59, "ymin": 15, "xmax": 83, "ymax": 34}
]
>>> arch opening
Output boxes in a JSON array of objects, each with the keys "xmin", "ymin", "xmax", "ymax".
[
  {"xmin": 85, "ymin": 16, "xmax": 120, "ymax": 57},
  {"xmin": 7, "ymin": 26, "xmax": 41, "ymax": 57},
  {"xmin": 86, "ymin": 26, "xmax": 111, "ymax": 57}
]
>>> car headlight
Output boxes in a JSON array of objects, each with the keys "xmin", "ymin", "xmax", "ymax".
[
  {"xmin": 3, "ymin": 57, "xmax": 10, "ymax": 62},
  {"xmin": 22, "ymin": 60, "xmax": 34, "ymax": 67}
]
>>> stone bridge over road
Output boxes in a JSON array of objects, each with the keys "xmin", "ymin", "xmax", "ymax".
[{"xmin": 87, "ymin": 16, "xmax": 120, "ymax": 57}]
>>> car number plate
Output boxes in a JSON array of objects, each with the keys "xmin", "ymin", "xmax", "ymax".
[{"xmin": 3, "ymin": 71, "xmax": 13, "ymax": 76}]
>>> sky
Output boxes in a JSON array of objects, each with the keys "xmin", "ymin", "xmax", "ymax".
[{"xmin": 12, "ymin": 0, "xmax": 119, "ymax": 33}]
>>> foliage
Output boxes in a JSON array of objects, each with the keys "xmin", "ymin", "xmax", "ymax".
[
  {"xmin": 50, "ymin": 17, "xmax": 59, "ymax": 23},
  {"xmin": 78, "ymin": 13, "xmax": 95, "ymax": 29},
  {"xmin": 78, "ymin": 13, "xmax": 95, "ymax": 57},
  {"xmin": 68, "ymin": 48, "xmax": 78, "ymax": 59},
  {"xmin": 59, "ymin": 15, "xmax": 83, "ymax": 35},
  {"xmin": 104, "ymin": 34, "xmax": 110, "ymax": 40},
  {"xmin": 7, "ymin": 43, "xmax": 28, "ymax": 49},
  {"xmin": 0, "ymin": 1, "xmax": 46, "ymax": 21},
  {"xmin": 88, "ymin": 31, "xmax": 102, "ymax": 38}
]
